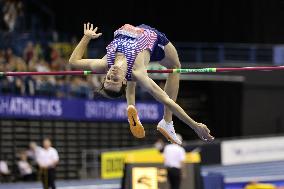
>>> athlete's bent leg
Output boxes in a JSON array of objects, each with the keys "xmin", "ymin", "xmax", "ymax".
[
  {"xmin": 157, "ymin": 42, "xmax": 182, "ymax": 144},
  {"xmin": 160, "ymin": 42, "xmax": 181, "ymax": 122}
]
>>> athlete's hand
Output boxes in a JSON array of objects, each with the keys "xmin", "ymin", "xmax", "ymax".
[
  {"xmin": 84, "ymin": 22, "xmax": 102, "ymax": 39},
  {"xmin": 193, "ymin": 123, "xmax": 214, "ymax": 142}
]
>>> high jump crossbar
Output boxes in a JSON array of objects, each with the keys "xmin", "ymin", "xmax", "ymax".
[{"xmin": 1, "ymin": 66, "xmax": 284, "ymax": 76}]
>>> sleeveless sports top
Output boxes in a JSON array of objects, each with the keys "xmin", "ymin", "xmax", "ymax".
[{"xmin": 106, "ymin": 24, "xmax": 158, "ymax": 81}]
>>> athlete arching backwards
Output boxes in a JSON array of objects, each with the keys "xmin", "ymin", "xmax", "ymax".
[{"xmin": 69, "ymin": 23, "xmax": 214, "ymax": 144}]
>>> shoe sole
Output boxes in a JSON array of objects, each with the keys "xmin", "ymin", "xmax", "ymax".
[
  {"xmin": 127, "ymin": 105, "xmax": 145, "ymax": 138},
  {"xmin": 157, "ymin": 126, "xmax": 179, "ymax": 144}
]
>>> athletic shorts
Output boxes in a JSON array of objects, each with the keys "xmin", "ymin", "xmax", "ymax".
[{"xmin": 137, "ymin": 24, "xmax": 170, "ymax": 61}]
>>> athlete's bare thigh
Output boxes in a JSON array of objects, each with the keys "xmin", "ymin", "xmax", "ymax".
[{"xmin": 159, "ymin": 42, "xmax": 181, "ymax": 69}]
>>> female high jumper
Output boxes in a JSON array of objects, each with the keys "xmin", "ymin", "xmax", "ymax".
[{"xmin": 69, "ymin": 23, "xmax": 214, "ymax": 144}]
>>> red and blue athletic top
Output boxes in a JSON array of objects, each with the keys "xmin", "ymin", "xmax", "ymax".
[{"xmin": 106, "ymin": 24, "xmax": 169, "ymax": 81}]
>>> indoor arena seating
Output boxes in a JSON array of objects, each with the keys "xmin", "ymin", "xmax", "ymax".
[
  {"xmin": 174, "ymin": 42, "xmax": 273, "ymax": 64},
  {"xmin": 0, "ymin": 32, "xmax": 276, "ymax": 65},
  {"xmin": 0, "ymin": 119, "xmax": 159, "ymax": 180}
]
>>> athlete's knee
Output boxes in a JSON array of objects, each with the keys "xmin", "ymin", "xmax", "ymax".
[
  {"xmin": 165, "ymin": 59, "xmax": 181, "ymax": 69},
  {"xmin": 172, "ymin": 60, "xmax": 181, "ymax": 69},
  {"xmin": 163, "ymin": 44, "xmax": 181, "ymax": 69},
  {"xmin": 171, "ymin": 47, "xmax": 181, "ymax": 69}
]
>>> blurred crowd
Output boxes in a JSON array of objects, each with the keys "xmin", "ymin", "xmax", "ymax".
[
  {"xmin": 0, "ymin": 1, "xmax": 157, "ymax": 100},
  {"xmin": 0, "ymin": 40, "xmax": 156, "ymax": 100},
  {"xmin": 0, "ymin": 41, "xmax": 104, "ymax": 99},
  {"xmin": 0, "ymin": 138, "xmax": 59, "ymax": 183},
  {"xmin": 0, "ymin": 1, "xmax": 106, "ymax": 99}
]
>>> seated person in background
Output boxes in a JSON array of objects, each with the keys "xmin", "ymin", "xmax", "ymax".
[
  {"xmin": 27, "ymin": 142, "xmax": 42, "ymax": 162},
  {"xmin": 26, "ymin": 141, "xmax": 42, "ymax": 177},
  {"xmin": 17, "ymin": 151, "xmax": 35, "ymax": 181},
  {"xmin": 154, "ymin": 138, "xmax": 165, "ymax": 153},
  {"xmin": 0, "ymin": 159, "xmax": 11, "ymax": 182}
]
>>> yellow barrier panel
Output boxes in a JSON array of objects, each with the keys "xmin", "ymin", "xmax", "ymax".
[
  {"xmin": 101, "ymin": 148, "xmax": 159, "ymax": 179},
  {"xmin": 101, "ymin": 151, "xmax": 126, "ymax": 179},
  {"xmin": 245, "ymin": 183, "xmax": 276, "ymax": 189},
  {"xmin": 185, "ymin": 152, "xmax": 201, "ymax": 163},
  {"xmin": 101, "ymin": 148, "xmax": 200, "ymax": 179}
]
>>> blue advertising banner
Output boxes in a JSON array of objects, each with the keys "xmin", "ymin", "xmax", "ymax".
[{"xmin": 0, "ymin": 95, "xmax": 163, "ymax": 122}]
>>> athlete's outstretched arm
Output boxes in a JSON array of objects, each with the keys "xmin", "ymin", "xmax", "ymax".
[
  {"xmin": 133, "ymin": 69, "xmax": 214, "ymax": 142},
  {"xmin": 69, "ymin": 23, "xmax": 107, "ymax": 72},
  {"xmin": 126, "ymin": 81, "xmax": 136, "ymax": 106}
]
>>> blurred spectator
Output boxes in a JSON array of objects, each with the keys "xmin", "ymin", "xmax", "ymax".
[
  {"xmin": 163, "ymin": 134, "xmax": 186, "ymax": 189},
  {"xmin": 154, "ymin": 138, "xmax": 165, "ymax": 153},
  {"xmin": 24, "ymin": 75, "xmax": 36, "ymax": 95},
  {"xmin": 0, "ymin": 44, "xmax": 148, "ymax": 100},
  {"xmin": 17, "ymin": 151, "xmax": 35, "ymax": 181},
  {"xmin": 56, "ymin": 76, "xmax": 70, "ymax": 98},
  {"xmin": 26, "ymin": 142, "xmax": 42, "ymax": 179},
  {"xmin": 0, "ymin": 49, "xmax": 5, "ymax": 64},
  {"xmin": 27, "ymin": 142, "xmax": 42, "ymax": 162},
  {"xmin": 0, "ymin": 158, "xmax": 11, "ymax": 182},
  {"xmin": 50, "ymin": 49, "xmax": 67, "ymax": 71},
  {"xmin": 50, "ymin": 47, "xmax": 59, "ymax": 62},
  {"xmin": 14, "ymin": 56, "xmax": 26, "ymax": 94},
  {"xmin": 35, "ymin": 76, "xmax": 56, "ymax": 96},
  {"xmin": 29, "ymin": 58, "xmax": 56, "ymax": 96},
  {"xmin": 4, "ymin": 48, "xmax": 27, "ymax": 94},
  {"xmin": 5, "ymin": 47, "xmax": 15, "ymax": 62},
  {"xmin": 37, "ymin": 138, "xmax": 59, "ymax": 189},
  {"xmin": 70, "ymin": 77, "xmax": 91, "ymax": 98},
  {"xmin": 34, "ymin": 58, "xmax": 50, "ymax": 72},
  {"xmin": 23, "ymin": 41, "xmax": 35, "ymax": 63}
]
